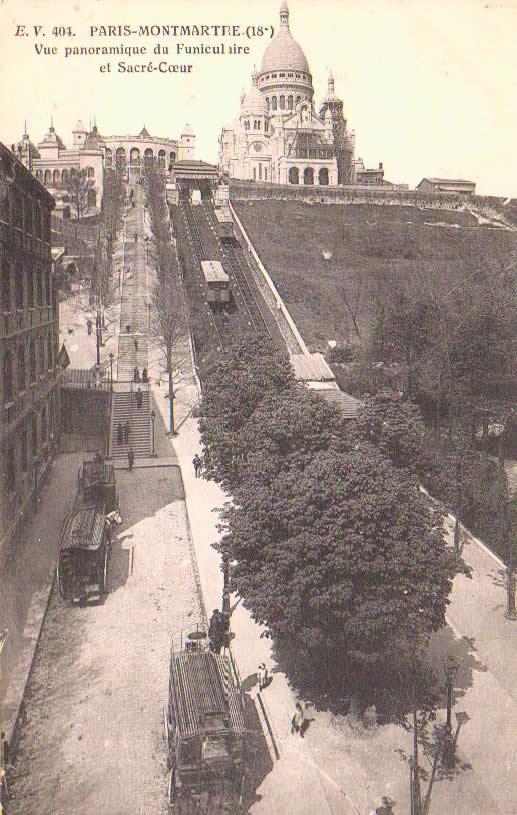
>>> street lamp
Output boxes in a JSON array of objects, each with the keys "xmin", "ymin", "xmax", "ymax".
[
  {"xmin": 109, "ymin": 352, "xmax": 114, "ymax": 391},
  {"xmin": 151, "ymin": 409, "xmax": 156, "ymax": 457},
  {"xmin": 443, "ymin": 656, "xmax": 459, "ymax": 769}
]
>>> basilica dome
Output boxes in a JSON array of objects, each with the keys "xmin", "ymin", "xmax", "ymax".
[
  {"xmin": 241, "ymin": 70, "xmax": 268, "ymax": 116},
  {"xmin": 260, "ymin": 2, "xmax": 310, "ymax": 75}
]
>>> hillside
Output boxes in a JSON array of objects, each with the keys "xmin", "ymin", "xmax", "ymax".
[{"xmin": 233, "ymin": 200, "xmax": 517, "ymax": 350}]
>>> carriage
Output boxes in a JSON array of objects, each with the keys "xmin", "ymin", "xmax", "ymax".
[
  {"xmin": 213, "ymin": 208, "xmax": 234, "ymax": 243},
  {"xmin": 57, "ymin": 455, "xmax": 119, "ymax": 603},
  {"xmin": 201, "ymin": 260, "xmax": 230, "ymax": 307},
  {"xmin": 163, "ymin": 630, "xmax": 247, "ymax": 814}
]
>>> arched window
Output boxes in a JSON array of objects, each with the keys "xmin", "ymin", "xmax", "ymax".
[
  {"xmin": 264, "ymin": 168, "xmax": 268, "ymax": 181},
  {"xmin": 6, "ymin": 445, "xmax": 15, "ymax": 491},
  {"xmin": 17, "ymin": 344, "xmax": 25, "ymax": 391},
  {"xmin": 288, "ymin": 167, "xmax": 299, "ymax": 185},
  {"xmin": 3, "ymin": 350, "xmax": 13, "ymax": 403},
  {"xmin": 130, "ymin": 148, "xmax": 140, "ymax": 167},
  {"xmin": 158, "ymin": 150, "xmax": 166, "ymax": 168},
  {"xmin": 87, "ymin": 167, "xmax": 95, "ymax": 178},
  {"xmin": 47, "ymin": 333, "xmax": 53, "ymax": 370},
  {"xmin": 280, "ymin": 96, "xmax": 285, "ymax": 110},
  {"xmin": 296, "ymin": 96, "xmax": 301, "ymax": 105},
  {"xmin": 44, "ymin": 170, "xmax": 52, "ymax": 185},
  {"xmin": 39, "ymin": 336, "xmax": 45, "ymax": 374},
  {"xmin": 288, "ymin": 96, "xmax": 293, "ymax": 110},
  {"xmin": 266, "ymin": 97, "xmax": 270, "ymax": 112},
  {"xmin": 319, "ymin": 168, "xmax": 329, "ymax": 186},
  {"xmin": 29, "ymin": 339, "xmax": 36, "ymax": 383},
  {"xmin": 105, "ymin": 149, "xmax": 113, "ymax": 168},
  {"xmin": 303, "ymin": 167, "xmax": 314, "ymax": 185},
  {"xmin": 144, "ymin": 148, "xmax": 154, "ymax": 170},
  {"xmin": 15, "ymin": 265, "xmax": 24, "ymax": 310},
  {"xmin": 265, "ymin": 120, "xmax": 269, "ymax": 133},
  {"xmin": 170, "ymin": 151, "xmax": 176, "ymax": 166},
  {"xmin": 115, "ymin": 147, "xmax": 126, "ymax": 170},
  {"xmin": 62, "ymin": 169, "xmax": 69, "ymax": 183},
  {"xmin": 2, "ymin": 260, "xmax": 10, "ymax": 312},
  {"xmin": 271, "ymin": 96, "xmax": 277, "ymax": 111},
  {"xmin": 53, "ymin": 169, "xmax": 60, "ymax": 185}
]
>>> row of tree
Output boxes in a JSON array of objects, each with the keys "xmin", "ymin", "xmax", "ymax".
[{"xmin": 199, "ymin": 336, "xmax": 466, "ymax": 706}]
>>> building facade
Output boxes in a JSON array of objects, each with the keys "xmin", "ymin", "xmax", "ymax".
[
  {"xmin": 14, "ymin": 122, "xmax": 196, "ymax": 211},
  {"xmin": 218, "ymin": 2, "xmax": 381, "ymax": 187},
  {"xmin": 0, "ymin": 142, "xmax": 60, "ymax": 555},
  {"xmin": 416, "ymin": 177, "xmax": 476, "ymax": 195}
]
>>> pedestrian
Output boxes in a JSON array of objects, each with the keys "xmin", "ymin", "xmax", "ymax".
[
  {"xmin": 134, "ymin": 231, "xmax": 138, "ymax": 242},
  {"xmin": 116, "ymin": 423, "xmax": 123, "ymax": 445},
  {"xmin": 126, "ymin": 324, "xmax": 131, "ymax": 334},
  {"xmin": 134, "ymin": 337, "xmax": 139, "ymax": 353},
  {"xmin": 128, "ymin": 447, "xmax": 135, "ymax": 472},
  {"xmin": 291, "ymin": 702, "xmax": 305, "ymax": 737},
  {"xmin": 124, "ymin": 420, "xmax": 131, "ymax": 444},
  {"xmin": 193, "ymin": 454, "xmax": 201, "ymax": 478},
  {"xmin": 86, "ymin": 318, "xmax": 92, "ymax": 335},
  {"xmin": 136, "ymin": 388, "xmax": 143, "ymax": 409},
  {"xmin": 133, "ymin": 366, "xmax": 140, "ymax": 383},
  {"xmin": 208, "ymin": 609, "xmax": 224, "ymax": 654},
  {"xmin": 132, "ymin": 200, "xmax": 135, "ymax": 209},
  {"xmin": 258, "ymin": 663, "xmax": 269, "ymax": 691},
  {"xmin": 142, "ymin": 368, "xmax": 148, "ymax": 383}
]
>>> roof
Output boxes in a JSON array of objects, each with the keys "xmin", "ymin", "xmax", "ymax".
[
  {"xmin": 417, "ymin": 177, "xmax": 475, "ymax": 189},
  {"xmin": 172, "ymin": 160, "xmax": 220, "ymax": 179},
  {"xmin": 138, "ymin": 125, "xmax": 151, "ymax": 138},
  {"xmin": 316, "ymin": 388, "xmax": 363, "ymax": 419},
  {"xmin": 170, "ymin": 650, "xmax": 246, "ymax": 739},
  {"xmin": 291, "ymin": 353, "xmax": 335, "ymax": 382},
  {"xmin": 62, "ymin": 367, "xmax": 110, "ymax": 389},
  {"xmin": 241, "ymin": 83, "xmax": 268, "ymax": 117},
  {"xmin": 0, "ymin": 142, "xmax": 55, "ymax": 206},
  {"xmin": 60, "ymin": 496, "xmax": 105, "ymax": 551},
  {"xmin": 181, "ymin": 123, "xmax": 195, "ymax": 136},
  {"xmin": 260, "ymin": 4, "xmax": 310, "ymax": 75},
  {"xmin": 201, "ymin": 260, "xmax": 229, "ymax": 283},
  {"xmin": 214, "ymin": 208, "xmax": 232, "ymax": 223}
]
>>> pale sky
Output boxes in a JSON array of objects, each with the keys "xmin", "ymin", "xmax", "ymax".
[{"xmin": 1, "ymin": 0, "xmax": 517, "ymax": 196}]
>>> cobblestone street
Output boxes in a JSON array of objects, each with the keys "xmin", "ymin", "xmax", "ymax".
[{"xmin": 7, "ymin": 466, "xmax": 204, "ymax": 815}]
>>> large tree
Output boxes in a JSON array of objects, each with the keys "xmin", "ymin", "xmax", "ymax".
[{"xmin": 63, "ymin": 167, "xmax": 95, "ymax": 218}]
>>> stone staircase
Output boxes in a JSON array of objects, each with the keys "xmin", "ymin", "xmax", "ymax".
[
  {"xmin": 110, "ymin": 387, "xmax": 151, "ymax": 460},
  {"xmin": 117, "ymin": 333, "xmax": 149, "ymax": 381}
]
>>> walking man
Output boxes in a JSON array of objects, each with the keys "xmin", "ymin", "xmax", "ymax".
[
  {"xmin": 134, "ymin": 231, "xmax": 138, "ymax": 243},
  {"xmin": 133, "ymin": 366, "xmax": 140, "ymax": 383},
  {"xmin": 116, "ymin": 422, "xmax": 124, "ymax": 445},
  {"xmin": 136, "ymin": 388, "xmax": 143, "ymax": 409},
  {"xmin": 208, "ymin": 609, "xmax": 224, "ymax": 654},
  {"xmin": 291, "ymin": 703, "xmax": 305, "ymax": 737},
  {"xmin": 134, "ymin": 337, "xmax": 139, "ymax": 353},
  {"xmin": 86, "ymin": 318, "xmax": 92, "ymax": 336},
  {"xmin": 193, "ymin": 454, "xmax": 201, "ymax": 478},
  {"xmin": 128, "ymin": 448, "xmax": 135, "ymax": 472},
  {"xmin": 124, "ymin": 420, "xmax": 131, "ymax": 444}
]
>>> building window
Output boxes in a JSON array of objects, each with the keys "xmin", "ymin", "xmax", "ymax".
[
  {"xmin": 271, "ymin": 96, "xmax": 277, "ymax": 111},
  {"xmin": 47, "ymin": 333, "xmax": 53, "ymax": 369},
  {"xmin": 319, "ymin": 167, "xmax": 329, "ymax": 185},
  {"xmin": 3, "ymin": 350, "xmax": 13, "ymax": 403},
  {"xmin": 303, "ymin": 167, "xmax": 314, "ymax": 185},
  {"xmin": 42, "ymin": 210, "xmax": 50, "ymax": 243},
  {"xmin": 17, "ymin": 344, "xmax": 25, "ymax": 391},
  {"xmin": 26, "ymin": 198, "xmax": 33, "ymax": 235},
  {"xmin": 87, "ymin": 167, "xmax": 95, "ymax": 179},
  {"xmin": 253, "ymin": 166, "xmax": 257, "ymax": 181},
  {"xmin": 52, "ymin": 170, "xmax": 60, "ymax": 185},
  {"xmin": 41, "ymin": 405, "xmax": 47, "ymax": 443},
  {"xmin": 36, "ymin": 267, "xmax": 43, "ymax": 305},
  {"xmin": 21, "ymin": 429, "xmax": 28, "ymax": 471},
  {"xmin": 62, "ymin": 169, "xmax": 69, "ymax": 184},
  {"xmin": 27, "ymin": 265, "xmax": 34, "ymax": 308},
  {"xmin": 6, "ymin": 445, "xmax": 15, "ymax": 492},
  {"xmin": 158, "ymin": 150, "xmax": 166, "ymax": 168},
  {"xmin": 29, "ymin": 339, "xmax": 36, "ymax": 383},
  {"xmin": 44, "ymin": 170, "xmax": 52, "ymax": 185},
  {"xmin": 2, "ymin": 260, "xmax": 10, "ymax": 312},
  {"xmin": 259, "ymin": 163, "xmax": 262, "ymax": 181},
  {"xmin": 46, "ymin": 269, "xmax": 51, "ymax": 306},
  {"xmin": 170, "ymin": 151, "xmax": 176, "ymax": 166},
  {"xmin": 280, "ymin": 96, "xmax": 285, "ymax": 109},
  {"xmin": 0, "ymin": 181, "xmax": 9, "ymax": 223},
  {"xmin": 12, "ymin": 187, "xmax": 23, "ymax": 229},
  {"xmin": 266, "ymin": 97, "xmax": 270, "ymax": 112},
  {"xmin": 264, "ymin": 168, "xmax": 268, "ymax": 181},
  {"xmin": 288, "ymin": 96, "xmax": 293, "ymax": 110},
  {"xmin": 296, "ymin": 96, "xmax": 301, "ymax": 105},
  {"xmin": 265, "ymin": 121, "xmax": 269, "ymax": 133},
  {"xmin": 289, "ymin": 167, "xmax": 299, "ymax": 185},
  {"xmin": 32, "ymin": 414, "xmax": 38, "ymax": 457},
  {"xmin": 39, "ymin": 336, "xmax": 45, "ymax": 374},
  {"xmin": 34, "ymin": 204, "xmax": 41, "ymax": 238},
  {"xmin": 15, "ymin": 265, "xmax": 24, "ymax": 310}
]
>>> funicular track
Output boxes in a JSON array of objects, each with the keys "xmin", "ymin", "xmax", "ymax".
[
  {"xmin": 202, "ymin": 203, "xmax": 273, "ymax": 341},
  {"xmin": 179, "ymin": 200, "xmax": 232, "ymax": 351}
]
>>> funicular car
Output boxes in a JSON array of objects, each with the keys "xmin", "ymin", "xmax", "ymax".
[
  {"xmin": 201, "ymin": 260, "xmax": 230, "ymax": 308},
  {"xmin": 57, "ymin": 455, "xmax": 119, "ymax": 603},
  {"xmin": 164, "ymin": 629, "xmax": 247, "ymax": 814},
  {"xmin": 213, "ymin": 208, "xmax": 234, "ymax": 243}
]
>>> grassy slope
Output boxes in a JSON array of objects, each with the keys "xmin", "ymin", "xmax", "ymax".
[{"xmin": 234, "ymin": 201, "xmax": 517, "ymax": 350}]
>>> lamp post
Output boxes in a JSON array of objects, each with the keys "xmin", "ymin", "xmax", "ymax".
[
  {"xmin": 151, "ymin": 409, "xmax": 156, "ymax": 457},
  {"xmin": 443, "ymin": 656, "xmax": 458, "ymax": 769},
  {"xmin": 109, "ymin": 352, "xmax": 114, "ymax": 391}
]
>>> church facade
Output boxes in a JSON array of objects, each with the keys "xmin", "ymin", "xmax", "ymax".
[{"xmin": 218, "ymin": 2, "xmax": 369, "ymax": 187}]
